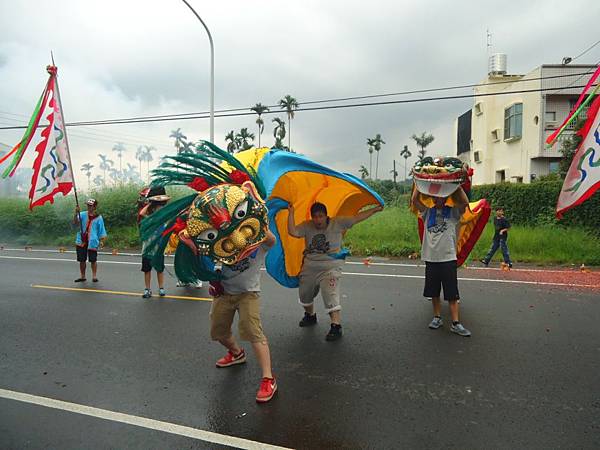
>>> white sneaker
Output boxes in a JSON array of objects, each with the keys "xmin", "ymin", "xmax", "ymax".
[
  {"xmin": 176, "ymin": 280, "xmax": 189, "ymax": 287},
  {"xmin": 192, "ymin": 280, "xmax": 203, "ymax": 289}
]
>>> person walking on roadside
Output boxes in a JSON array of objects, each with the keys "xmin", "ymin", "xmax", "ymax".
[
  {"xmin": 73, "ymin": 198, "xmax": 107, "ymax": 283},
  {"xmin": 480, "ymin": 207, "xmax": 513, "ymax": 268}
]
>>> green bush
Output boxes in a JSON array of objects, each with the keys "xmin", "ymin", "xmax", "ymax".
[
  {"xmin": 471, "ymin": 181, "xmax": 600, "ymax": 230},
  {"xmin": 2, "ymin": 183, "xmax": 600, "ymax": 264},
  {"xmin": 365, "ymin": 179, "xmax": 411, "ymax": 206}
]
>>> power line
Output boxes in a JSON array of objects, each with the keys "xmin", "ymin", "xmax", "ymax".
[
  {"xmin": 69, "ymin": 70, "xmax": 600, "ymax": 125},
  {"xmin": 552, "ymin": 59, "xmax": 600, "ymax": 95},
  {"xmin": 572, "ymin": 39, "xmax": 600, "ymax": 61},
  {"xmin": 0, "ymin": 110, "xmax": 172, "ymax": 147},
  {"xmin": 0, "ymin": 117, "xmax": 171, "ymax": 151},
  {"xmin": 1, "ymin": 83, "xmax": 596, "ymax": 131}
]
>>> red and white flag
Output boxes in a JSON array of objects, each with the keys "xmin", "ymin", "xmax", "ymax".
[
  {"xmin": 0, "ymin": 66, "xmax": 74, "ymax": 209},
  {"xmin": 556, "ymin": 94, "xmax": 600, "ymax": 218}
]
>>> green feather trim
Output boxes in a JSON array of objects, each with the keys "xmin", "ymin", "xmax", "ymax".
[
  {"xmin": 174, "ymin": 244, "xmax": 222, "ymax": 283},
  {"xmin": 149, "ymin": 141, "xmax": 266, "ymax": 198}
]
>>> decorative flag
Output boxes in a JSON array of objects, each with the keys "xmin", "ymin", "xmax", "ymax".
[
  {"xmin": 556, "ymin": 93, "xmax": 600, "ymax": 218},
  {"xmin": 0, "ymin": 66, "xmax": 74, "ymax": 209},
  {"xmin": 546, "ymin": 65, "xmax": 600, "ymax": 147}
]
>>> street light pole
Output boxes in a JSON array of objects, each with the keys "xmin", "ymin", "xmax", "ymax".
[{"xmin": 181, "ymin": 0, "xmax": 214, "ymax": 143}]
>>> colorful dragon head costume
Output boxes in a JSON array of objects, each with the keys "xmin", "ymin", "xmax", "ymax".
[
  {"xmin": 410, "ymin": 155, "xmax": 490, "ymax": 267},
  {"xmin": 140, "ymin": 142, "xmax": 268, "ymax": 283},
  {"xmin": 412, "ymin": 156, "xmax": 471, "ymax": 198}
]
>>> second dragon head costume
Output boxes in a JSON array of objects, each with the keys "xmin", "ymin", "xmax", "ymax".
[{"xmin": 140, "ymin": 141, "xmax": 269, "ymax": 283}]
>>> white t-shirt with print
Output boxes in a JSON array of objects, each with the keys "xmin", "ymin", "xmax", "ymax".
[{"xmin": 421, "ymin": 207, "xmax": 461, "ymax": 262}]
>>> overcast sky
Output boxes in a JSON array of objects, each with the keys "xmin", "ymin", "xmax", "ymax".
[{"xmin": 1, "ymin": 0, "xmax": 599, "ymax": 189}]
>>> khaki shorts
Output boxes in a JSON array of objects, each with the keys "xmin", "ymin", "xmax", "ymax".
[
  {"xmin": 209, "ymin": 292, "xmax": 267, "ymax": 343},
  {"xmin": 298, "ymin": 265, "xmax": 342, "ymax": 313}
]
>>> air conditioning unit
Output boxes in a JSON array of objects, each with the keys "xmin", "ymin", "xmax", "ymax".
[{"xmin": 474, "ymin": 150, "xmax": 481, "ymax": 163}]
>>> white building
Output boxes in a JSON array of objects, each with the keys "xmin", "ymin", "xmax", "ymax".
[{"xmin": 455, "ymin": 56, "xmax": 597, "ymax": 185}]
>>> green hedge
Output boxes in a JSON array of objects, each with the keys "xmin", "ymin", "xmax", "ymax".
[
  {"xmin": 0, "ymin": 184, "xmax": 142, "ymax": 246},
  {"xmin": 471, "ymin": 181, "xmax": 600, "ymax": 230}
]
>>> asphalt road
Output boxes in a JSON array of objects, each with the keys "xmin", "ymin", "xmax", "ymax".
[{"xmin": 0, "ymin": 248, "xmax": 599, "ymax": 449}]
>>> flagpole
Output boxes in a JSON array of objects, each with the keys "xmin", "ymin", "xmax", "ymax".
[{"xmin": 48, "ymin": 61, "xmax": 83, "ymax": 237}]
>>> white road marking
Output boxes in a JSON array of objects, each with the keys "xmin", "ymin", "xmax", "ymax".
[
  {"xmin": 343, "ymin": 271, "xmax": 598, "ymax": 288},
  {"xmin": 1, "ymin": 247, "xmax": 144, "ymax": 257},
  {"xmin": 1, "ymin": 255, "xmax": 597, "ymax": 288},
  {"xmin": 0, "ymin": 255, "xmax": 170, "ymax": 266},
  {"xmin": 1, "ymin": 247, "xmax": 590, "ymax": 274},
  {"xmin": 0, "ymin": 388, "xmax": 291, "ymax": 450}
]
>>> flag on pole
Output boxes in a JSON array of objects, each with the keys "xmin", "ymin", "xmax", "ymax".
[
  {"xmin": 546, "ymin": 66, "xmax": 600, "ymax": 147},
  {"xmin": 556, "ymin": 93, "xmax": 600, "ymax": 218},
  {"xmin": 0, "ymin": 65, "xmax": 74, "ymax": 209}
]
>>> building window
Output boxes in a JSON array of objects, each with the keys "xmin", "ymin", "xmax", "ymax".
[
  {"xmin": 545, "ymin": 111, "xmax": 556, "ymax": 122},
  {"xmin": 474, "ymin": 150, "xmax": 481, "ymax": 163},
  {"xmin": 567, "ymin": 99, "xmax": 589, "ymax": 129},
  {"xmin": 496, "ymin": 170, "xmax": 506, "ymax": 183},
  {"xmin": 504, "ymin": 103, "xmax": 523, "ymax": 141},
  {"xmin": 549, "ymin": 161, "xmax": 560, "ymax": 173},
  {"xmin": 474, "ymin": 102, "xmax": 483, "ymax": 116}
]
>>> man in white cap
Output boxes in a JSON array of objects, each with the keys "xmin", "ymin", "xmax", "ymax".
[{"xmin": 73, "ymin": 198, "xmax": 107, "ymax": 283}]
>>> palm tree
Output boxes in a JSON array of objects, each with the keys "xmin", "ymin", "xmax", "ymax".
[
  {"xmin": 80, "ymin": 163, "xmax": 94, "ymax": 191},
  {"xmin": 366, "ymin": 138, "xmax": 374, "ymax": 179},
  {"xmin": 98, "ymin": 154, "xmax": 114, "ymax": 186},
  {"xmin": 124, "ymin": 163, "xmax": 138, "ymax": 183},
  {"xmin": 236, "ymin": 128, "xmax": 255, "ymax": 151},
  {"xmin": 359, "ymin": 165, "xmax": 369, "ymax": 180},
  {"xmin": 411, "ymin": 132, "xmax": 435, "ymax": 161},
  {"xmin": 112, "ymin": 143, "xmax": 127, "ymax": 179},
  {"xmin": 272, "ymin": 118, "xmax": 286, "ymax": 149},
  {"xmin": 278, "ymin": 95, "xmax": 298, "ymax": 152},
  {"xmin": 400, "ymin": 145, "xmax": 412, "ymax": 181},
  {"xmin": 170, "ymin": 128, "xmax": 188, "ymax": 154},
  {"xmin": 251, "ymin": 103, "xmax": 270, "ymax": 148},
  {"xmin": 135, "ymin": 146, "xmax": 145, "ymax": 179},
  {"xmin": 92, "ymin": 175, "xmax": 103, "ymax": 188},
  {"xmin": 370, "ymin": 134, "xmax": 385, "ymax": 180},
  {"xmin": 108, "ymin": 168, "xmax": 120, "ymax": 186},
  {"xmin": 142, "ymin": 146, "xmax": 156, "ymax": 183},
  {"xmin": 225, "ymin": 130, "xmax": 238, "ymax": 154},
  {"xmin": 181, "ymin": 141, "xmax": 194, "ymax": 154}
]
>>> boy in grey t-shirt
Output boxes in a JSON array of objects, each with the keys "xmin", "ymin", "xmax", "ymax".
[
  {"xmin": 287, "ymin": 202, "xmax": 383, "ymax": 341},
  {"xmin": 210, "ymin": 231, "xmax": 278, "ymax": 403},
  {"xmin": 411, "ymin": 186, "xmax": 472, "ymax": 337}
]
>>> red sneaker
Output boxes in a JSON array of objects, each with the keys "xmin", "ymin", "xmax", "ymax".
[
  {"xmin": 256, "ymin": 376, "xmax": 277, "ymax": 403},
  {"xmin": 215, "ymin": 349, "xmax": 246, "ymax": 368}
]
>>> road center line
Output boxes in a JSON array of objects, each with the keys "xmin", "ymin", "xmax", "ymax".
[
  {"xmin": 31, "ymin": 284, "xmax": 211, "ymax": 302},
  {"xmin": 2, "ymin": 255, "xmax": 597, "ymax": 289},
  {"xmin": 0, "ymin": 388, "xmax": 291, "ymax": 450}
]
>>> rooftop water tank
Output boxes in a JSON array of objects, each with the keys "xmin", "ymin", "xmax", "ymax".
[{"xmin": 488, "ymin": 53, "xmax": 507, "ymax": 76}]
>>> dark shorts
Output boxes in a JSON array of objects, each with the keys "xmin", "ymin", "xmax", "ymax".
[
  {"xmin": 423, "ymin": 260, "xmax": 459, "ymax": 301},
  {"xmin": 76, "ymin": 245, "xmax": 98, "ymax": 263},
  {"xmin": 141, "ymin": 257, "xmax": 162, "ymax": 273}
]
